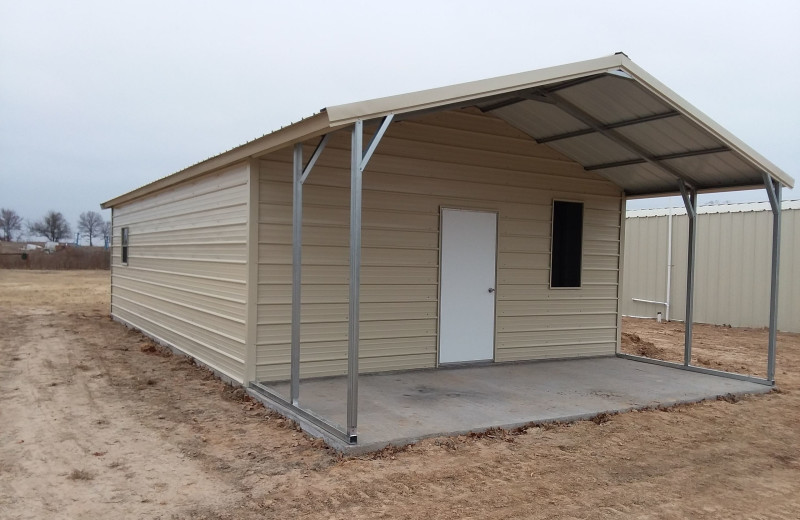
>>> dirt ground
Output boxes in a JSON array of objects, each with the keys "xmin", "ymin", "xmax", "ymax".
[{"xmin": 1, "ymin": 270, "xmax": 799, "ymax": 519}]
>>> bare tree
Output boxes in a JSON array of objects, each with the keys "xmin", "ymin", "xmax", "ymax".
[
  {"xmin": 100, "ymin": 219, "xmax": 111, "ymax": 244},
  {"xmin": 0, "ymin": 208, "xmax": 23, "ymax": 241},
  {"xmin": 77, "ymin": 211, "xmax": 104, "ymax": 246},
  {"xmin": 29, "ymin": 211, "xmax": 72, "ymax": 242}
]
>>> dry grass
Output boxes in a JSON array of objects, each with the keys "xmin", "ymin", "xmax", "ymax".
[
  {"xmin": 0, "ymin": 243, "xmax": 109, "ymax": 270},
  {"xmin": 67, "ymin": 469, "xmax": 94, "ymax": 481}
]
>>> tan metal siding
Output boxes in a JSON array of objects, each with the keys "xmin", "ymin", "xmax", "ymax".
[
  {"xmin": 256, "ymin": 108, "xmax": 623, "ymax": 381},
  {"xmin": 623, "ymin": 207, "xmax": 799, "ymax": 332},
  {"xmin": 110, "ymin": 164, "xmax": 249, "ymax": 382}
]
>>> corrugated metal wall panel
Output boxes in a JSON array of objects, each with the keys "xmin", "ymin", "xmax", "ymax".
[
  {"xmin": 623, "ymin": 207, "xmax": 799, "ymax": 332},
  {"xmin": 497, "ymin": 314, "xmax": 616, "ymax": 332},
  {"xmin": 256, "ymin": 108, "xmax": 623, "ymax": 380},
  {"xmin": 621, "ymin": 213, "xmax": 671, "ymax": 319},
  {"xmin": 113, "ymin": 306, "xmax": 245, "ymax": 380},
  {"xmin": 257, "ymin": 301, "xmax": 437, "ymax": 323},
  {"xmin": 498, "ymin": 284, "xmax": 616, "ymax": 300},
  {"xmin": 257, "ymin": 283, "xmax": 436, "ymax": 305},
  {"xmin": 110, "ymin": 164, "xmax": 249, "ymax": 382},
  {"xmin": 498, "ymin": 328, "xmax": 617, "ymax": 347},
  {"xmin": 499, "ymin": 342, "xmax": 618, "ymax": 362},
  {"xmin": 113, "ymin": 287, "xmax": 245, "ymax": 339},
  {"xmin": 127, "ymin": 223, "xmax": 247, "ymax": 244},
  {"xmin": 113, "ymin": 267, "xmax": 246, "ymax": 301},
  {"xmin": 112, "ymin": 275, "xmax": 246, "ymax": 317}
]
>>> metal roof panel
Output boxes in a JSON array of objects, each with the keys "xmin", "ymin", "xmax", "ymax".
[
  {"xmin": 555, "ymin": 74, "xmax": 671, "ymax": 122},
  {"xmin": 490, "ymin": 100, "xmax": 587, "ymax": 138},
  {"xmin": 545, "ymin": 133, "xmax": 640, "ymax": 166},
  {"xmin": 597, "ymin": 163, "xmax": 682, "ymax": 195},
  {"xmin": 614, "ymin": 116, "xmax": 725, "ymax": 156},
  {"xmin": 102, "ymin": 54, "xmax": 793, "ymax": 208}
]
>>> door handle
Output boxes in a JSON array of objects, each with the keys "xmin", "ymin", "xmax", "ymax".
[{"xmin": 488, "ymin": 288, "xmax": 495, "ymax": 293}]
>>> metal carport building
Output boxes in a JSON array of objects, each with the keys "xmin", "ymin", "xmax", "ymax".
[{"xmin": 101, "ymin": 53, "xmax": 793, "ymax": 448}]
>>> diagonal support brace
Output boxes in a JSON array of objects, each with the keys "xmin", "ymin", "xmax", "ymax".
[
  {"xmin": 300, "ymin": 134, "xmax": 330, "ymax": 185},
  {"xmin": 764, "ymin": 172, "xmax": 780, "ymax": 212},
  {"xmin": 361, "ymin": 114, "xmax": 394, "ymax": 170},
  {"xmin": 678, "ymin": 180, "xmax": 697, "ymax": 219}
]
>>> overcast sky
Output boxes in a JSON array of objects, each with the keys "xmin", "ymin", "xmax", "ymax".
[{"xmin": 1, "ymin": 0, "xmax": 798, "ymax": 241}]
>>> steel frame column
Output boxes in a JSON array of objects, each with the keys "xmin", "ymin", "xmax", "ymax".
[
  {"xmin": 347, "ymin": 122, "xmax": 363, "ymax": 442},
  {"xmin": 257, "ymin": 118, "xmax": 392, "ymax": 446},
  {"xmin": 291, "ymin": 136, "xmax": 330, "ymax": 406},
  {"xmin": 347, "ymin": 115, "xmax": 393, "ymax": 443},
  {"xmin": 679, "ymin": 181, "xmax": 698, "ymax": 366},
  {"xmin": 291, "ymin": 144, "xmax": 303, "ymax": 405},
  {"xmin": 617, "ymin": 177, "xmax": 779, "ymax": 388},
  {"xmin": 764, "ymin": 173, "xmax": 782, "ymax": 382}
]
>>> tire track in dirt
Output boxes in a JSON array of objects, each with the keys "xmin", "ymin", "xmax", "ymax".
[{"xmin": 0, "ymin": 304, "xmax": 244, "ymax": 519}]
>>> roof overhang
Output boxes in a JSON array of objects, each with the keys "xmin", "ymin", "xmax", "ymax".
[{"xmin": 102, "ymin": 53, "xmax": 792, "ymax": 209}]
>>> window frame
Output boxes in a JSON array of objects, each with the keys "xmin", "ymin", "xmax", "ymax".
[
  {"xmin": 121, "ymin": 227, "xmax": 129, "ymax": 265},
  {"xmin": 549, "ymin": 199, "xmax": 584, "ymax": 289}
]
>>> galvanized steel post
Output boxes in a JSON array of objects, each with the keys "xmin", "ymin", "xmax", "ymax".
[
  {"xmin": 679, "ymin": 181, "xmax": 697, "ymax": 366},
  {"xmin": 344, "ymin": 115, "xmax": 393, "ymax": 443},
  {"xmin": 764, "ymin": 175, "xmax": 782, "ymax": 383},
  {"xmin": 291, "ymin": 144, "xmax": 303, "ymax": 405},
  {"xmin": 347, "ymin": 121, "xmax": 364, "ymax": 443}
]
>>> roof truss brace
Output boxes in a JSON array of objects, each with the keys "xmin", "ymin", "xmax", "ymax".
[
  {"xmin": 537, "ymin": 110, "xmax": 681, "ymax": 144},
  {"xmin": 479, "ymin": 96, "xmax": 527, "ymax": 112},
  {"xmin": 529, "ymin": 89, "xmax": 699, "ymax": 189},
  {"xmin": 478, "ymin": 85, "xmax": 569, "ymax": 112},
  {"xmin": 396, "ymin": 91, "xmax": 521, "ymax": 121},
  {"xmin": 479, "ymin": 74, "xmax": 608, "ymax": 113},
  {"xmin": 584, "ymin": 146, "xmax": 730, "ymax": 171}
]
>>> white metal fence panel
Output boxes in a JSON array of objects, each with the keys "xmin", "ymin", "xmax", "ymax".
[{"xmin": 623, "ymin": 202, "xmax": 799, "ymax": 332}]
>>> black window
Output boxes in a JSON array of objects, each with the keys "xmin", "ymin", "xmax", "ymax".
[
  {"xmin": 121, "ymin": 227, "xmax": 129, "ymax": 265},
  {"xmin": 550, "ymin": 201, "xmax": 583, "ymax": 288}
]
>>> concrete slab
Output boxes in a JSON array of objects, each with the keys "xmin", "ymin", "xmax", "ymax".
[{"xmin": 249, "ymin": 357, "xmax": 771, "ymax": 453}]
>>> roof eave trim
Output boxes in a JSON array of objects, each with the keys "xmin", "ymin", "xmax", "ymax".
[
  {"xmin": 101, "ymin": 112, "xmax": 332, "ymax": 209},
  {"xmin": 617, "ymin": 57, "xmax": 794, "ymax": 190},
  {"xmin": 323, "ymin": 54, "xmax": 628, "ymax": 125}
]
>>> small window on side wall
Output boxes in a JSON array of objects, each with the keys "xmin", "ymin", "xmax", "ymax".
[
  {"xmin": 550, "ymin": 201, "xmax": 583, "ymax": 288},
  {"xmin": 121, "ymin": 227, "xmax": 129, "ymax": 265}
]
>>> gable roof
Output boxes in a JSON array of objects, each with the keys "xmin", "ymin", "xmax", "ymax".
[{"xmin": 102, "ymin": 53, "xmax": 793, "ymax": 208}]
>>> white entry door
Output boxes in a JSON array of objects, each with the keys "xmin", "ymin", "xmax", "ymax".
[{"xmin": 439, "ymin": 209, "xmax": 497, "ymax": 363}]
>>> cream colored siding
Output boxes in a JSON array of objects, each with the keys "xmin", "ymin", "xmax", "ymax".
[
  {"xmin": 256, "ymin": 108, "xmax": 623, "ymax": 381},
  {"xmin": 622, "ymin": 205, "xmax": 799, "ymax": 332},
  {"xmin": 111, "ymin": 163, "xmax": 250, "ymax": 382}
]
